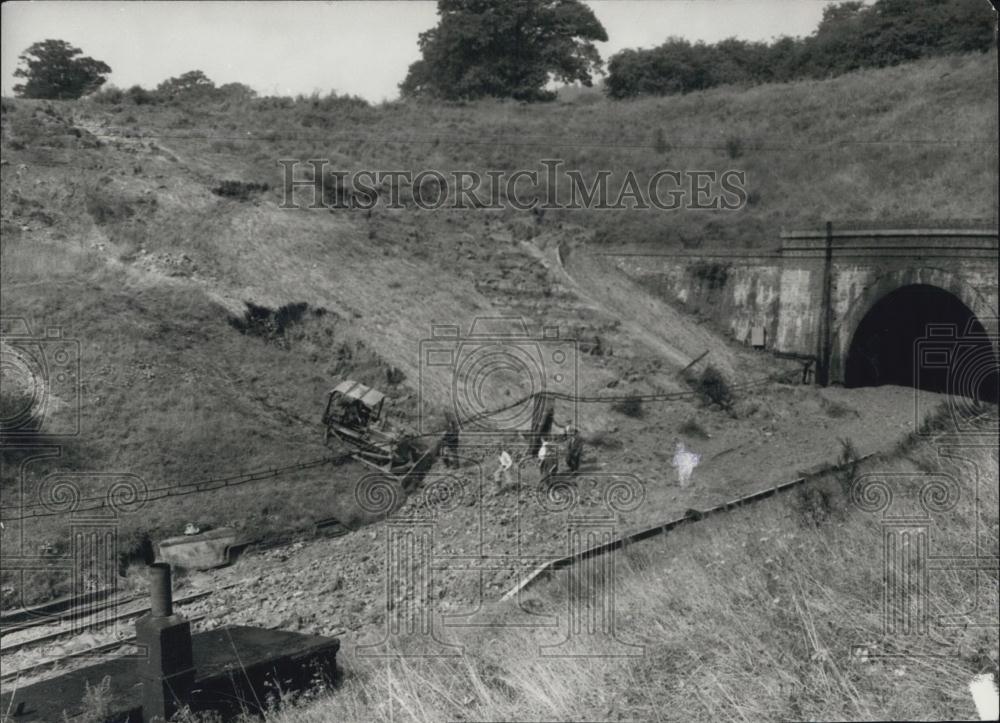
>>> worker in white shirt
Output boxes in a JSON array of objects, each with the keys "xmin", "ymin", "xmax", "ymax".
[
  {"xmin": 494, "ymin": 449, "xmax": 513, "ymax": 491},
  {"xmin": 538, "ymin": 439, "xmax": 558, "ymax": 483}
]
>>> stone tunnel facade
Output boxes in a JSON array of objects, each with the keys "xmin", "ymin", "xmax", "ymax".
[{"xmin": 603, "ymin": 227, "xmax": 999, "ymax": 387}]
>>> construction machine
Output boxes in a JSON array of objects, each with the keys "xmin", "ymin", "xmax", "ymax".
[{"xmin": 322, "ymin": 380, "xmax": 432, "ymax": 481}]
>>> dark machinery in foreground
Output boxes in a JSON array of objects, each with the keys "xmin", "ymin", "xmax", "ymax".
[{"xmin": 322, "ymin": 380, "xmax": 432, "ymax": 480}]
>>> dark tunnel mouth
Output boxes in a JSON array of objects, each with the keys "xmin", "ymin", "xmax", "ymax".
[{"xmin": 844, "ymin": 284, "xmax": 999, "ymax": 404}]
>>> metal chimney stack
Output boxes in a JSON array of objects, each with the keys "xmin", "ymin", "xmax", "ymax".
[
  {"xmin": 148, "ymin": 563, "xmax": 173, "ymax": 617},
  {"xmin": 136, "ymin": 563, "xmax": 195, "ymax": 722}
]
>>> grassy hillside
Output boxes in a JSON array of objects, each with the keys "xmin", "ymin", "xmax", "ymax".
[
  {"xmin": 71, "ymin": 50, "xmax": 1000, "ymax": 248},
  {"xmin": 1, "ymin": 51, "xmax": 996, "ymax": 606}
]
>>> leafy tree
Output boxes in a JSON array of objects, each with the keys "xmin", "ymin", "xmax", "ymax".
[
  {"xmin": 126, "ymin": 85, "xmax": 158, "ymax": 105},
  {"xmin": 606, "ymin": 38, "xmax": 712, "ymax": 98},
  {"xmin": 801, "ymin": 1, "xmax": 871, "ymax": 76},
  {"xmin": 216, "ymin": 82, "xmax": 257, "ymax": 102},
  {"xmin": 13, "ymin": 39, "xmax": 111, "ymax": 99},
  {"xmin": 400, "ymin": 0, "xmax": 608, "ymax": 101},
  {"xmin": 606, "ymin": 0, "xmax": 993, "ymax": 100},
  {"xmin": 156, "ymin": 70, "xmax": 215, "ymax": 100}
]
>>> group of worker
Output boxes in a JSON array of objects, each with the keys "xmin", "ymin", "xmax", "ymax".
[
  {"xmin": 437, "ymin": 412, "xmax": 584, "ymax": 490},
  {"xmin": 438, "ymin": 415, "xmax": 701, "ymax": 490},
  {"xmin": 494, "ymin": 426, "xmax": 582, "ymax": 490}
]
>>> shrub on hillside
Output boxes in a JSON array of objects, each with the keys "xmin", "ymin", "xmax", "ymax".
[
  {"xmin": 687, "ymin": 365, "xmax": 734, "ymax": 410},
  {"xmin": 91, "ymin": 85, "xmax": 125, "ymax": 105},
  {"xmin": 612, "ymin": 394, "xmax": 644, "ymax": 418},
  {"xmin": 795, "ymin": 480, "xmax": 838, "ymax": 527},
  {"xmin": 212, "ymin": 180, "xmax": 270, "ymax": 201},
  {"xmin": 85, "ymin": 185, "xmax": 135, "ymax": 224},
  {"xmin": 678, "ymin": 417, "xmax": 710, "ymax": 439},
  {"xmin": 228, "ymin": 302, "xmax": 318, "ymax": 348},
  {"xmin": 156, "ymin": 70, "xmax": 215, "ymax": 101},
  {"xmin": 126, "ymin": 85, "xmax": 158, "ymax": 105}
]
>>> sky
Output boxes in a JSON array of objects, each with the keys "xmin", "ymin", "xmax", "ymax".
[{"xmin": 1, "ymin": 1, "xmax": 836, "ymax": 102}]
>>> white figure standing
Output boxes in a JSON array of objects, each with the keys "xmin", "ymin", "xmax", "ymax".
[
  {"xmin": 672, "ymin": 441, "xmax": 701, "ymax": 488},
  {"xmin": 494, "ymin": 449, "xmax": 513, "ymax": 491}
]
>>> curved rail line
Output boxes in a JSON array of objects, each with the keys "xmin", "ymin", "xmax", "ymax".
[
  {"xmin": 502, "ymin": 456, "xmax": 876, "ymax": 601},
  {"xmin": 502, "ymin": 410, "xmax": 996, "ymax": 600}
]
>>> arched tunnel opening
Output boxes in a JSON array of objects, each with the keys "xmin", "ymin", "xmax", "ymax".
[{"xmin": 845, "ymin": 284, "xmax": 999, "ymax": 403}]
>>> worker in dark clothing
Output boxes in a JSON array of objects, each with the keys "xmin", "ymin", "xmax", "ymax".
[
  {"xmin": 565, "ymin": 426, "xmax": 583, "ymax": 473},
  {"xmin": 342, "ymin": 399, "xmax": 364, "ymax": 428}
]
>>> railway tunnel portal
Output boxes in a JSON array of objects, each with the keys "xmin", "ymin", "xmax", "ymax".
[{"xmin": 602, "ymin": 225, "xmax": 999, "ymax": 400}]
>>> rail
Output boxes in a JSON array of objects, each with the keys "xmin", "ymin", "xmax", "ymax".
[{"xmin": 502, "ymin": 409, "xmax": 996, "ymax": 600}]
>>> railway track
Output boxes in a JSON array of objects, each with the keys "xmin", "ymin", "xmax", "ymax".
[
  {"xmin": 503, "ymin": 455, "xmax": 877, "ymax": 601},
  {"xmin": 0, "ymin": 586, "xmax": 231, "ymax": 657},
  {"xmin": 0, "ymin": 614, "xmax": 210, "ymax": 686},
  {"xmin": 0, "ymin": 583, "xmax": 241, "ymax": 684},
  {"xmin": 0, "ymin": 589, "xmax": 123, "ymax": 638},
  {"xmin": 503, "ymin": 409, "xmax": 996, "ymax": 600}
]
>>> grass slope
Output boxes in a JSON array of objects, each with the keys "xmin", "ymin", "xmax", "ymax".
[{"xmin": 70, "ymin": 49, "xmax": 1000, "ymax": 248}]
